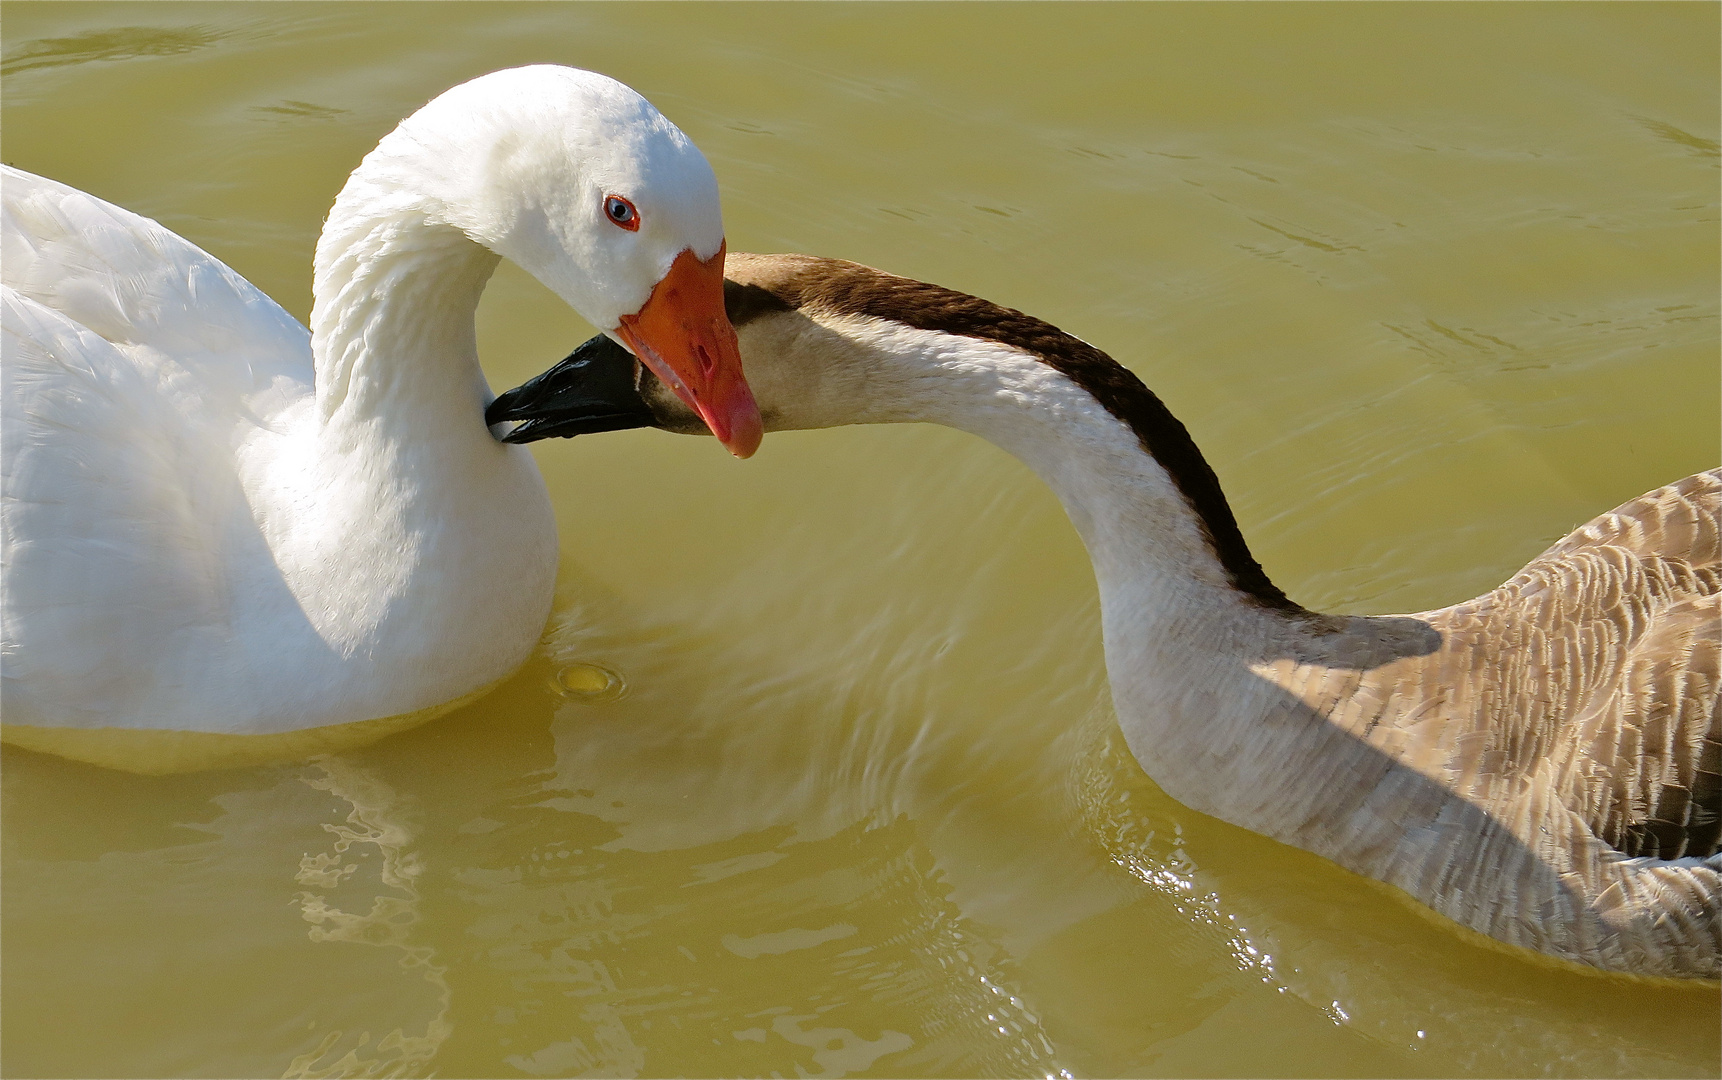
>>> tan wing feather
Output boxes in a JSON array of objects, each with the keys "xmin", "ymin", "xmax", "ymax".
[
  {"xmin": 1271, "ymin": 471, "xmax": 1721, "ymax": 973},
  {"xmin": 1462, "ymin": 472, "xmax": 1719, "ymax": 860}
]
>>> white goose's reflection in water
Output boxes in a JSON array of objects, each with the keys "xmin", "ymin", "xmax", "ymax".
[{"xmin": 286, "ymin": 758, "xmax": 451, "ymax": 1079}]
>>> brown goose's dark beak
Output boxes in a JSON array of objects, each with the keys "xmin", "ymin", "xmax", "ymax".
[{"xmin": 486, "ymin": 334, "xmax": 651, "ymax": 444}]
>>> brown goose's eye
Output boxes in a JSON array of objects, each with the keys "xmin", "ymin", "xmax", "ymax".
[{"xmin": 603, "ymin": 195, "xmax": 639, "ymax": 231}]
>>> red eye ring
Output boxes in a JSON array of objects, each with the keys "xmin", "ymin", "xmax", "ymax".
[{"xmin": 603, "ymin": 194, "xmax": 639, "ymax": 232}]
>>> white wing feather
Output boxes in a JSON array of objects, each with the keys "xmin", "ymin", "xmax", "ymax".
[{"xmin": 1, "ymin": 168, "xmax": 313, "ymax": 727}]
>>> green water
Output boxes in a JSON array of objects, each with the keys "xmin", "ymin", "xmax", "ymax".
[{"xmin": 3, "ymin": 3, "xmax": 1717, "ymax": 1077}]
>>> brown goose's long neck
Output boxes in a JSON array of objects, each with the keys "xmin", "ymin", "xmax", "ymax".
[
  {"xmin": 751, "ymin": 295, "xmax": 1370, "ymax": 837},
  {"xmin": 727, "ymin": 255, "xmax": 1304, "ymax": 617},
  {"xmin": 815, "ymin": 312, "xmax": 1308, "ymax": 679},
  {"xmin": 723, "ymin": 255, "xmax": 1437, "ymax": 850}
]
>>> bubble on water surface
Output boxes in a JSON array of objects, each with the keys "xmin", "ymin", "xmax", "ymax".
[{"xmin": 552, "ymin": 663, "xmax": 627, "ymax": 702}]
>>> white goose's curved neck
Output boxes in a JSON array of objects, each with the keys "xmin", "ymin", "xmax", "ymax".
[
  {"xmin": 249, "ymin": 158, "xmax": 557, "ymax": 726},
  {"xmin": 309, "ymin": 171, "xmax": 500, "ymax": 435}
]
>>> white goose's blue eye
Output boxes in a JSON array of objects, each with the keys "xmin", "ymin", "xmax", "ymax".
[{"xmin": 603, "ymin": 195, "xmax": 639, "ymax": 231}]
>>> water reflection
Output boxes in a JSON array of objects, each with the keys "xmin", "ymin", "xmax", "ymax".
[
  {"xmin": 1071, "ymin": 730, "xmax": 1719, "ymax": 1077},
  {"xmin": 442, "ymin": 806, "xmax": 1064, "ymax": 1077},
  {"xmin": 286, "ymin": 758, "xmax": 451, "ymax": 1079},
  {"xmin": 0, "ymin": 755, "xmax": 455, "ymax": 1079},
  {"xmin": 399, "ymin": 587, "xmax": 1084, "ymax": 1078}
]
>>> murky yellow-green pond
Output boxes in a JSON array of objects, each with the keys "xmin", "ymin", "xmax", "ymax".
[{"xmin": 3, "ymin": 3, "xmax": 1718, "ymax": 1077}]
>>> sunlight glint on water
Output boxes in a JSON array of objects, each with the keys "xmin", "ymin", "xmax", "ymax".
[{"xmin": 2, "ymin": 3, "xmax": 1718, "ymax": 1078}]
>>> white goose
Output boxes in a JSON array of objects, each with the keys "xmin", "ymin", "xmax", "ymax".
[
  {"xmin": 0, "ymin": 66, "xmax": 762, "ymax": 775},
  {"xmin": 491, "ymin": 253, "xmax": 1721, "ymax": 980}
]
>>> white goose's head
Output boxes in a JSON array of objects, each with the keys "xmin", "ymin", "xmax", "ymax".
[{"xmin": 335, "ymin": 65, "xmax": 761, "ymax": 455}]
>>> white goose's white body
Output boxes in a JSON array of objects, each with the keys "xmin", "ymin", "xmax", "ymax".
[
  {"xmin": 2, "ymin": 67, "xmax": 753, "ymax": 772},
  {"xmin": 3, "ymin": 166, "xmax": 555, "ymax": 738},
  {"xmin": 589, "ymin": 253, "xmax": 1720, "ymax": 979}
]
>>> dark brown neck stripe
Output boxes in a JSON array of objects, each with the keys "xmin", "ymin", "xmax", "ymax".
[{"xmin": 727, "ymin": 255, "xmax": 1303, "ymax": 614}]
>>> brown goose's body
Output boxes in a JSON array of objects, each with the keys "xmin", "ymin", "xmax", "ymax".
[
  {"xmin": 494, "ymin": 253, "xmax": 1721, "ymax": 978},
  {"xmin": 1245, "ymin": 470, "xmax": 1718, "ymax": 975}
]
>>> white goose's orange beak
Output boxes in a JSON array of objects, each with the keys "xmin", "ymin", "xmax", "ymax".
[{"xmin": 615, "ymin": 242, "xmax": 762, "ymax": 458}]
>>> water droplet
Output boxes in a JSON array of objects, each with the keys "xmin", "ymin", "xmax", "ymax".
[{"xmin": 553, "ymin": 663, "xmax": 626, "ymax": 701}]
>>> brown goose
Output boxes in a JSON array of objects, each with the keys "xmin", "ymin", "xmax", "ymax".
[{"xmin": 490, "ymin": 253, "xmax": 1721, "ymax": 980}]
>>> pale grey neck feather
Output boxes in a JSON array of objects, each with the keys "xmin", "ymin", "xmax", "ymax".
[
  {"xmin": 311, "ymin": 171, "xmax": 502, "ymax": 431},
  {"xmin": 753, "ymin": 313, "xmax": 1235, "ymax": 587},
  {"xmin": 725, "ymin": 307, "xmax": 1721, "ymax": 978}
]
